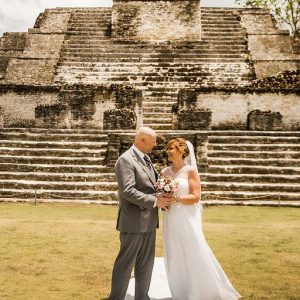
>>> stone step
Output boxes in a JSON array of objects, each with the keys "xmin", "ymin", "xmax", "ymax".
[
  {"xmin": 0, "ymin": 128, "xmax": 108, "ymax": 134},
  {"xmin": 67, "ymin": 26, "xmax": 110, "ymax": 30},
  {"xmin": 66, "ymin": 31, "xmax": 110, "ymax": 36},
  {"xmin": 55, "ymin": 78, "xmax": 250, "ymax": 87},
  {"xmin": 58, "ymin": 61, "xmax": 247, "ymax": 69},
  {"xmin": 63, "ymin": 48, "xmax": 247, "ymax": 55},
  {"xmin": 202, "ymin": 23, "xmax": 242, "ymax": 28},
  {"xmin": 201, "ymin": 173, "xmax": 300, "ymax": 184},
  {"xmin": 0, "ymin": 147, "xmax": 105, "ymax": 158},
  {"xmin": 206, "ymin": 131, "xmax": 300, "ymax": 137},
  {"xmin": 202, "ymin": 36, "xmax": 246, "ymax": 41},
  {"xmin": 71, "ymin": 11, "xmax": 111, "ymax": 15},
  {"xmin": 142, "ymin": 102, "xmax": 176, "ymax": 108},
  {"xmin": 0, "ymin": 132, "xmax": 108, "ymax": 142},
  {"xmin": 66, "ymin": 38, "xmax": 111, "ymax": 43},
  {"xmin": 208, "ymin": 165, "xmax": 300, "ymax": 175},
  {"xmin": 208, "ymin": 136, "xmax": 300, "ymax": 144},
  {"xmin": 56, "ymin": 78, "xmax": 250, "ymax": 87},
  {"xmin": 61, "ymin": 57, "xmax": 247, "ymax": 63},
  {"xmin": 0, "ymin": 188, "xmax": 117, "ymax": 202},
  {"xmin": 208, "ymin": 150, "xmax": 300, "ymax": 159},
  {"xmin": 208, "ymin": 157, "xmax": 300, "ymax": 167},
  {"xmin": 143, "ymin": 113, "xmax": 171, "ymax": 118},
  {"xmin": 143, "ymin": 117, "xmax": 173, "ymax": 124},
  {"xmin": 0, "ymin": 155, "xmax": 105, "ymax": 165},
  {"xmin": 71, "ymin": 14, "xmax": 111, "ymax": 17},
  {"xmin": 65, "ymin": 45, "xmax": 247, "ymax": 52},
  {"xmin": 62, "ymin": 51, "xmax": 246, "ymax": 59},
  {"xmin": 143, "ymin": 107, "xmax": 173, "ymax": 113},
  {"xmin": 201, "ymin": 181, "xmax": 300, "ymax": 193},
  {"xmin": 0, "ymin": 163, "xmax": 109, "ymax": 173},
  {"xmin": 0, "ymin": 180, "xmax": 118, "ymax": 191},
  {"xmin": 142, "ymin": 123, "xmax": 173, "ymax": 130},
  {"xmin": 0, "ymin": 172, "xmax": 115, "ymax": 182},
  {"xmin": 57, "ymin": 67, "xmax": 240, "ymax": 76},
  {"xmin": 201, "ymin": 12, "xmax": 239, "ymax": 22},
  {"xmin": 200, "ymin": 191, "xmax": 300, "ymax": 201},
  {"xmin": 202, "ymin": 29, "xmax": 245, "ymax": 34},
  {"xmin": 55, "ymin": 75, "xmax": 195, "ymax": 84},
  {"xmin": 208, "ymin": 143, "xmax": 300, "ymax": 152},
  {"xmin": 143, "ymin": 91, "xmax": 178, "ymax": 97},
  {"xmin": 0, "ymin": 140, "xmax": 105, "ymax": 150},
  {"xmin": 66, "ymin": 40, "xmax": 248, "ymax": 47}
]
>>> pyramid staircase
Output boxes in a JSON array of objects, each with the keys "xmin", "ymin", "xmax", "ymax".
[
  {"xmin": 0, "ymin": 129, "xmax": 299, "ymax": 206},
  {"xmin": 54, "ymin": 7, "xmax": 255, "ymax": 130},
  {"xmin": 201, "ymin": 131, "xmax": 300, "ymax": 205},
  {"xmin": 0, "ymin": 128, "xmax": 116, "ymax": 203}
]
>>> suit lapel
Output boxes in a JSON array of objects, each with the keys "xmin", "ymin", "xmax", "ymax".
[{"xmin": 131, "ymin": 149, "xmax": 156, "ymax": 186}]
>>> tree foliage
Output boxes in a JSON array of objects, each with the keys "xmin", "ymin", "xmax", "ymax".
[{"xmin": 236, "ymin": 0, "xmax": 300, "ymax": 36}]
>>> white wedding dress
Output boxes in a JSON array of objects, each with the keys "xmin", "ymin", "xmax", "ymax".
[{"xmin": 126, "ymin": 165, "xmax": 241, "ymax": 300}]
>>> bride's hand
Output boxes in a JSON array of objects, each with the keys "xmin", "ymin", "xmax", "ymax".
[{"xmin": 156, "ymin": 193, "xmax": 174, "ymax": 210}]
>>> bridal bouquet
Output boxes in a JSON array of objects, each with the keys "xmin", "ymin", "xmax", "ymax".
[{"xmin": 156, "ymin": 175, "xmax": 179, "ymax": 195}]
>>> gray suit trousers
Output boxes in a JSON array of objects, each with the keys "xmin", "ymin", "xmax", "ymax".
[{"xmin": 108, "ymin": 231, "xmax": 156, "ymax": 300}]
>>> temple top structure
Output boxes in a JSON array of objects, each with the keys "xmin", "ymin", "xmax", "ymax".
[{"xmin": 112, "ymin": 0, "xmax": 201, "ymax": 42}]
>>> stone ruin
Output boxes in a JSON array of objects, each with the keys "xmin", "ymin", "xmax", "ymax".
[
  {"xmin": 0, "ymin": 0, "xmax": 299, "ymax": 131},
  {"xmin": 0, "ymin": 0, "xmax": 299, "ymax": 205}
]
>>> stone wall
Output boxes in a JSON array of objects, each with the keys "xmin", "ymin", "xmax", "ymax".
[
  {"xmin": 186, "ymin": 89, "xmax": 300, "ymax": 130},
  {"xmin": 112, "ymin": 0, "xmax": 201, "ymax": 42},
  {"xmin": 0, "ymin": 33, "xmax": 27, "ymax": 81},
  {"xmin": 0, "ymin": 84, "xmax": 142, "ymax": 129},
  {"xmin": 241, "ymin": 9, "xmax": 300, "ymax": 78},
  {"xmin": 4, "ymin": 9, "xmax": 71, "ymax": 85},
  {"xmin": 0, "ymin": 87, "xmax": 60, "ymax": 127}
]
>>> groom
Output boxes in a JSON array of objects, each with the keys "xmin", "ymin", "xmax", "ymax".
[{"xmin": 108, "ymin": 127, "xmax": 173, "ymax": 300}]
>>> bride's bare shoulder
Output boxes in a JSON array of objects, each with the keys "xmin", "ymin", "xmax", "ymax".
[{"xmin": 186, "ymin": 165, "xmax": 199, "ymax": 175}]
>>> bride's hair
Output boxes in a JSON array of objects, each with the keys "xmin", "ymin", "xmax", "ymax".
[{"xmin": 166, "ymin": 138, "xmax": 190, "ymax": 159}]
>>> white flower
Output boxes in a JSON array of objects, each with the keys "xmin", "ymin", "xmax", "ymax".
[{"xmin": 164, "ymin": 185, "xmax": 171, "ymax": 192}]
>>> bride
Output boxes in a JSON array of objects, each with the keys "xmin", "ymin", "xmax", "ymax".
[
  {"xmin": 161, "ymin": 138, "xmax": 241, "ymax": 300},
  {"xmin": 126, "ymin": 138, "xmax": 241, "ymax": 300}
]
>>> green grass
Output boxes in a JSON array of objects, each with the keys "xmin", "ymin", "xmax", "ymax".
[{"xmin": 0, "ymin": 203, "xmax": 299, "ymax": 300}]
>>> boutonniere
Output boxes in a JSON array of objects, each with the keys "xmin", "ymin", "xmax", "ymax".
[{"xmin": 153, "ymin": 163, "xmax": 164, "ymax": 174}]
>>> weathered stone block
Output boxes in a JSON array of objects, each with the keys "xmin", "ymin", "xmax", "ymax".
[
  {"xmin": 5, "ymin": 58, "xmax": 58, "ymax": 85},
  {"xmin": 35, "ymin": 103, "xmax": 70, "ymax": 128},
  {"xmin": 0, "ymin": 56, "xmax": 10, "ymax": 78},
  {"xmin": 0, "ymin": 33, "xmax": 27, "ymax": 51},
  {"xmin": 33, "ymin": 9, "xmax": 70, "ymax": 33},
  {"xmin": 241, "ymin": 9, "xmax": 278, "ymax": 35},
  {"xmin": 178, "ymin": 109, "xmax": 212, "ymax": 130},
  {"xmin": 241, "ymin": 8, "xmax": 300, "ymax": 79},
  {"xmin": 112, "ymin": 0, "xmax": 201, "ymax": 42},
  {"xmin": 103, "ymin": 108, "xmax": 137, "ymax": 130},
  {"xmin": 191, "ymin": 89, "xmax": 300, "ymax": 130},
  {"xmin": 248, "ymin": 110, "xmax": 283, "ymax": 131},
  {"xmin": 23, "ymin": 34, "xmax": 65, "ymax": 58},
  {"xmin": 0, "ymin": 89, "xmax": 60, "ymax": 127}
]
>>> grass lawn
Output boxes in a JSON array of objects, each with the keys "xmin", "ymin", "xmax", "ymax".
[{"xmin": 0, "ymin": 203, "xmax": 299, "ymax": 300}]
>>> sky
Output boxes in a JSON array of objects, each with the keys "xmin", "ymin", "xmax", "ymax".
[{"xmin": 0, "ymin": 0, "xmax": 241, "ymax": 36}]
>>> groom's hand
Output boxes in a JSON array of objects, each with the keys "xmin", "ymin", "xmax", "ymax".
[{"xmin": 156, "ymin": 193, "xmax": 174, "ymax": 210}]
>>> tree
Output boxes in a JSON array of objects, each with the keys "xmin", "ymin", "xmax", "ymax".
[{"xmin": 236, "ymin": 0, "xmax": 300, "ymax": 36}]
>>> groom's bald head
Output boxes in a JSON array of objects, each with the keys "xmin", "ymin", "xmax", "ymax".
[{"xmin": 134, "ymin": 127, "xmax": 157, "ymax": 154}]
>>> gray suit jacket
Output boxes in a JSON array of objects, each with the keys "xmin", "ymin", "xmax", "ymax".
[{"xmin": 115, "ymin": 147, "xmax": 159, "ymax": 233}]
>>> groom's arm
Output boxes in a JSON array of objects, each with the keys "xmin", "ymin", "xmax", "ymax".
[{"xmin": 115, "ymin": 156, "xmax": 156, "ymax": 209}]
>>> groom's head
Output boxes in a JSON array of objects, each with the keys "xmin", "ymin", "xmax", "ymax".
[{"xmin": 134, "ymin": 127, "xmax": 157, "ymax": 154}]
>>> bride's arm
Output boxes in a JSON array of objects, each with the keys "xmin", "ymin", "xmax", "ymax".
[{"xmin": 177, "ymin": 168, "xmax": 201, "ymax": 205}]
